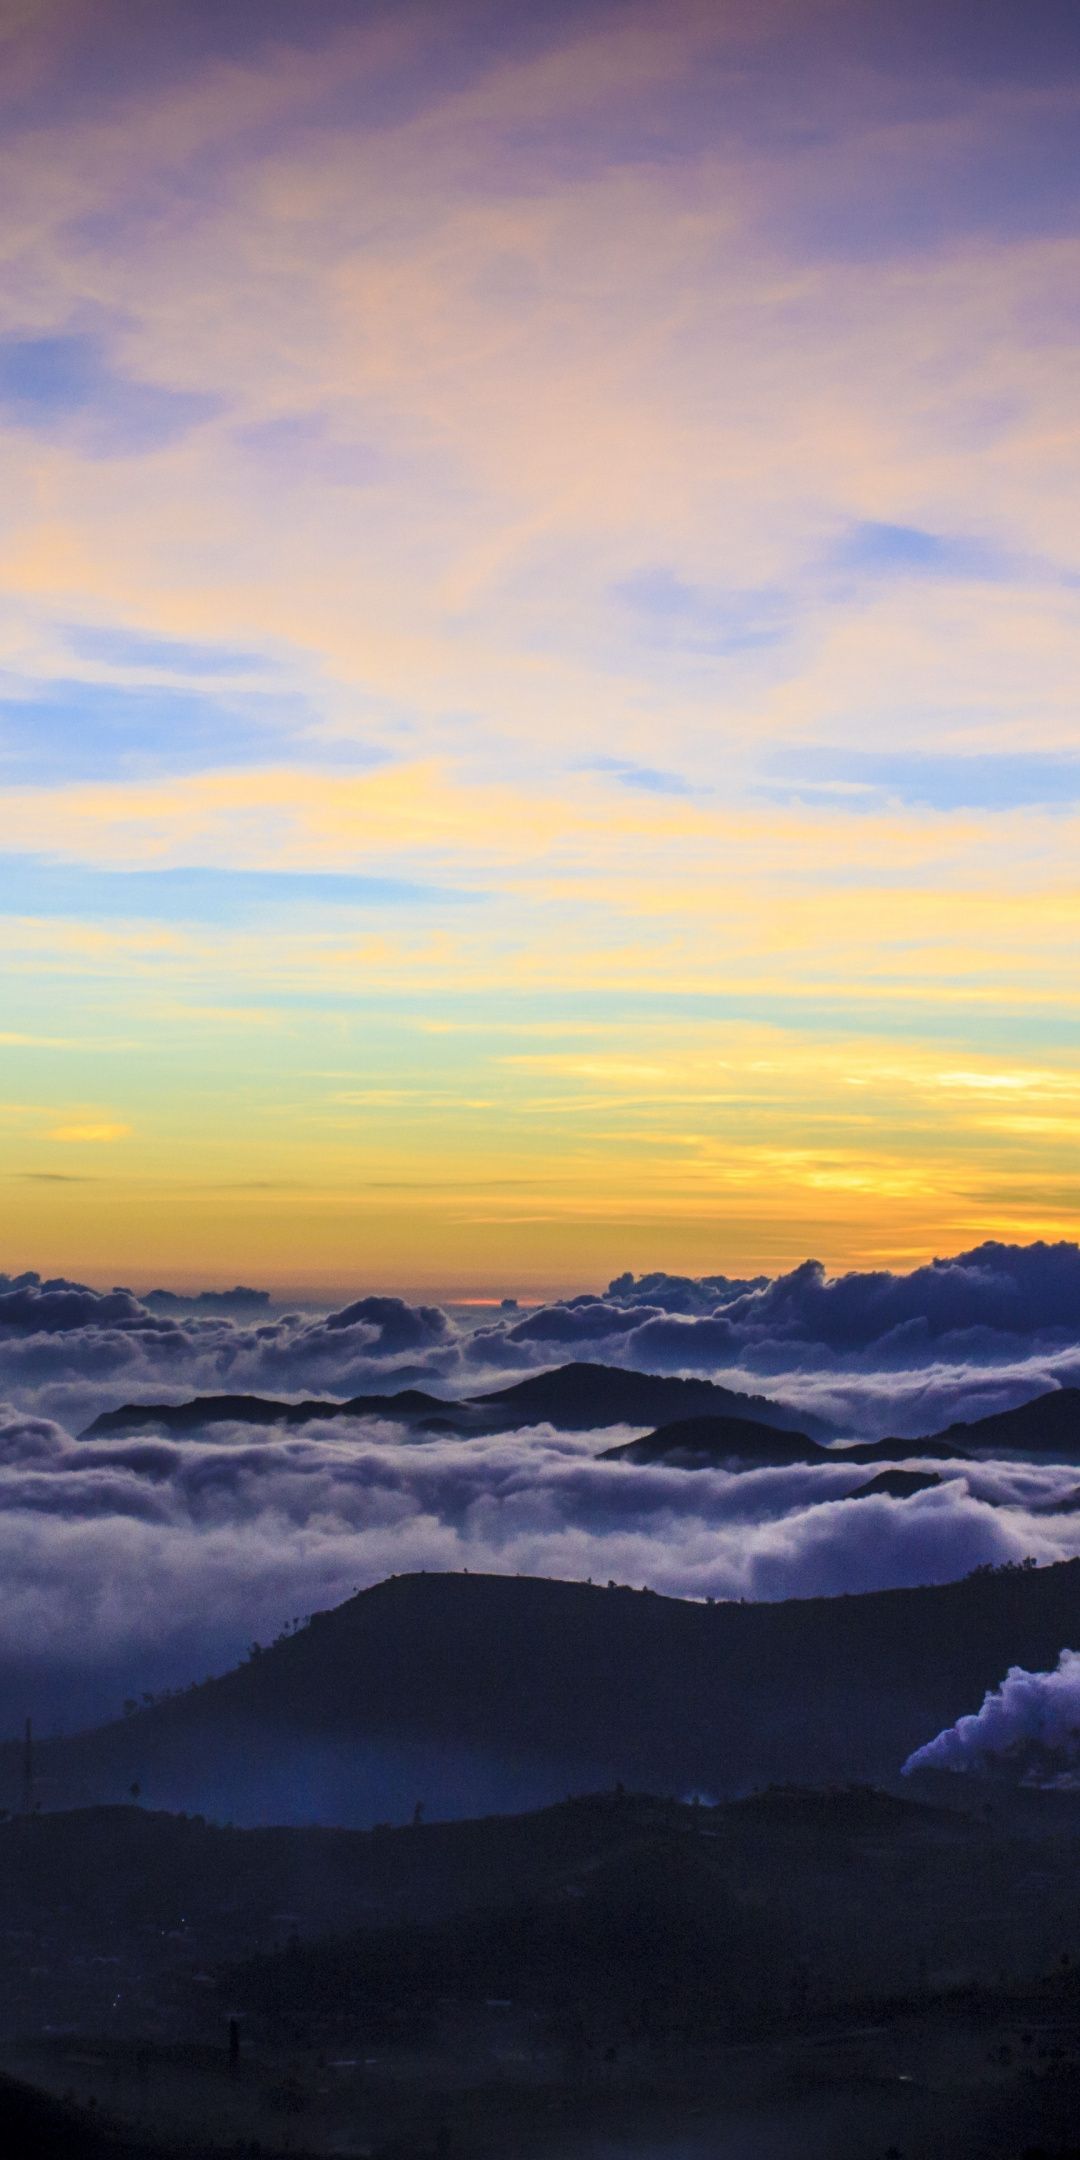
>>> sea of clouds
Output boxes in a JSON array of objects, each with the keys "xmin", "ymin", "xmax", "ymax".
[
  {"xmin": 3, "ymin": 1238, "xmax": 1080, "ymax": 1725},
  {"xmin": 5, "ymin": 1237, "xmax": 1080, "ymax": 1436}
]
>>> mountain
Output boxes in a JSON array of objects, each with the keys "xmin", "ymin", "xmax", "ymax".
[
  {"xmin": 599, "ymin": 1422, "xmax": 970, "ymax": 1470},
  {"xmin": 1035, "ymin": 1485, "xmax": 1080, "ymax": 1515},
  {"xmin": 838, "ymin": 1436, "xmax": 972, "ymax": 1464},
  {"xmin": 458, "ymin": 1362, "xmax": 833, "ymax": 1438},
  {"xmin": 921, "ymin": 1386, "xmax": 1080, "ymax": 1459},
  {"xmin": 83, "ymin": 1387, "xmax": 451, "ymax": 1440},
  {"xmin": 82, "ymin": 1360, "xmax": 832, "ymax": 1443},
  {"xmin": 848, "ymin": 1469, "xmax": 942, "ymax": 1500},
  {"xmin": 13, "ymin": 1562, "xmax": 1080, "ymax": 1826},
  {"xmin": 599, "ymin": 1413, "xmax": 822, "ymax": 1466}
]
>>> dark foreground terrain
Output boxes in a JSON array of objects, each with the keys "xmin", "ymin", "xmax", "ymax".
[
  {"xmin": 9, "ymin": 1560, "xmax": 1080, "ymax": 1824},
  {"xmin": 7, "ymin": 1548, "xmax": 1080, "ymax": 2153},
  {"xmin": 6, "ymin": 1785, "xmax": 1080, "ymax": 2157}
]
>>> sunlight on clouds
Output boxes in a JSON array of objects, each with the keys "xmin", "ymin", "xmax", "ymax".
[{"xmin": 0, "ymin": 0, "xmax": 1078, "ymax": 1283}]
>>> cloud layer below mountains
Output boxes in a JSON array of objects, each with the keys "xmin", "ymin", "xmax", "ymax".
[
  {"xmin": 4, "ymin": 1398, "xmax": 1080, "ymax": 1729},
  {"xmin": 3, "ymin": 1238, "xmax": 1080, "ymax": 1437},
  {"xmin": 3, "ymin": 1237, "xmax": 1080, "ymax": 1724}
]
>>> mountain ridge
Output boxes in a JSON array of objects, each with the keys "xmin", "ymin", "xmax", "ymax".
[
  {"xmin": 81, "ymin": 1360, "xmax": 834, "ymax": 1443},
  {"xmin": 921, "ymin": 1386, "xmax": 1080, "ymax": 1457},
  {"xmin": 12, "ymin": 1561, "xmax": 1080, "ymax": 1826}
]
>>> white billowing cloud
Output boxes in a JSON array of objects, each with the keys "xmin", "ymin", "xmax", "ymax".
[
  {"xmin": 904, "ymin": 1647, "xmax": 1080, "ymax": 1783},
  {"xmin": 2, "ymin": 1394, "xmax": 1080, "ymax": 1725},
  {"xmin": 2, "ymin": 1236, "xmax": 1080, "ymax": 1722},
  {"xmin": 5, "ymin": 1239, "xmax": 1080, "ymax": 1439}
]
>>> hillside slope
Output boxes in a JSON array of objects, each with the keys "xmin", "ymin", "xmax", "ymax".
[{"xmin": 12, "ymin": 1563, "xmax": 1080, "ymax": 1825}]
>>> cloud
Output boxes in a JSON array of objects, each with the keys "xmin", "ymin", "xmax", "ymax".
[
  {"xmin": 903, "ymin": 1646, "xmax": 1080, "ymax": 1783},
  {"xmin": 759, "ymin": 747, "xmax": 1080, "ymax": 814},
  {"xmin": 458, "ymin": 1242, "xmax": 1080, "ymax": 1435},
  {"xmin": 62, "ymin": 624, "xmax": 262, "ymax": 676},
  {"xmin": 3, "ymin": 1241, "xmax": 1080, "ymax": 1440},
  {"xmin": 0, "ymin": 1397, "xmax": 1078, "ymax": 1729},
  {"xmin": 584, "ymin": 756, "xmax": 699, "ymax": 798},
  {"xmin": 0, "ymin": 1271, "xmax": 461, "ymax": 1430},
  {"xmin": 2, "ymin": 1234, "xmax": 1080, "ymax": 1720}
]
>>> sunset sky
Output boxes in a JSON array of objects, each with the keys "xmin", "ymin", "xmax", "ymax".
[{"xmin": 2, "ymin": 0, "xmax": 1079, "ymax": 1295}]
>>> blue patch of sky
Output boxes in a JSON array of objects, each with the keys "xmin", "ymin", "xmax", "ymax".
[
  {"xmin": 829, "ymin": 522, "xmax": 1017, "ymax": 582},
  {"xmin": 0, "ymin": 679, "xmax": 390, "ymax": 784},
  {"xmin": 582, "ymin": 756, "xmax": 698, "ymax": 798},
  {"xmin": 0, "ymin": 683, "xmax": 314, "ymax": 784},
  {"xmin": 0, "ymin": 859, "xmax": 475, "ymax": 926},
  {"xmin": 615, "ymin": 567, "xmax": 787, "ymax": 654},
  {"xmin": 758, "ymin": 747, "xmax": 1080, "ymax": 814},
  {"xmin": 0, "ymin": 333, "xmax": 218, "ymax": 455},
  {"xmin": 63, "ymin": 626, "xmax": 263, "ymax": 676}
]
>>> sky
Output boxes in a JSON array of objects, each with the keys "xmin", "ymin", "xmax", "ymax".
[{"xmin": 2, "ymin": 0, "xmax": 1080, "ymax": 1297}]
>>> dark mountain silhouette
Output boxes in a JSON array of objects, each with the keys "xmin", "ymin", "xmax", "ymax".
[
  {"xmin": 1035, "ymin": 1485, "xmax": 1080, "ymax": 1514},
  {"xmin": 0, "ymin": 2077, "xmax": 116, "ymax": 2160},
  {"xmin": 921, "ymin": 1386, "xmax": 1080, "ymax": 1459},
  {"xmin": 600, "ymin": 1414, "xmax": 821, "ymax": 1466},
  {"xmin": 838, "ymin": 1435, "xmax": 972, "ymax": 1463},
  {"xmin": 82, "ymin": 1387, "xmax": 452, "ymax": 1440},
  {"xmin": 82, "ymin": 1360, "xmax": 832, "ymax": 1443},
  {"xmin": 232, "ymin": 1821, "xmax": 788, "ymax": 2041},
  {"xmin": 459, "ymin": 1361, "xmax": 833, "ymax": 1438},
  {"xmin": 848, "ymin": 1469, "xmax": 942, "ymax": 1501},
  {"xmin": 142, "ymin": 1285, "xmax": 271, "ymax": 1316},
  {"xmin": 13, "ymin": 1562, "xmax": 1080, "ymax": 1825},
  {"xmin": 600, "ymin": 1421, "xmax": 970, "ymax": 1469}
]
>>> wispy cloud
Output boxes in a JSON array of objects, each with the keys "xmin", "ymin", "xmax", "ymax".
[{"xmin": 0, "ymin": 1, "xmax": 1078, "ymax": 1280}]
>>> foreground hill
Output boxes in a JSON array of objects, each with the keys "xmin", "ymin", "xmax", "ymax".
[
  {"xmin": 10, "ymin": 1790, "xmax": 1080, "ymax": 2160},
  {"xmin": 0, "ymin": 1784, "xmax": 973, "ymax": 1977},
  {"xmin": 12, "ymin": 1563, "xmax": 1080, "ymax": 1825},
  {"xmin": 226, "ymin": 1780, "xmax": 1080, "ymax": 2042},
  {"xmin": 0, "ymin": 2076, "xmax": 132, "ymax": 2160},
  {"xmin": 82, "ymin": 1360, "xmax": 834, "ymax": 1442}
]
